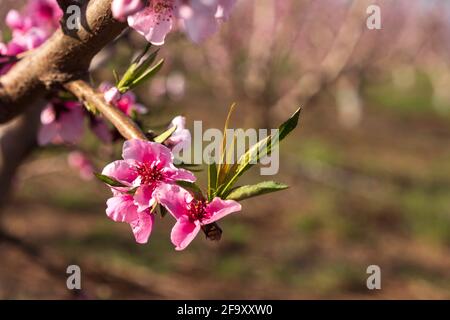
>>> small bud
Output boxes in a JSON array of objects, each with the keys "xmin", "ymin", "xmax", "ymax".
[{"xmin": 104, "ymin": 87, "xmax": 121, "ymax": 104}]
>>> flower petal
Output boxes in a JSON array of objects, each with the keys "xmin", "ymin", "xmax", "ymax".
[
  {"xmin": 163, "ymin": 165, "xmax": 196, "ymax": 183},
  {"xmin": 122, "ymin": 139, "xmax": 173, "ymax": 166},
  {"xmin": 37, "ymin": 122, "xmax": 58, "ymax": 146},
  {"xmin": 106, "ymin": 194, "xmax": 139, "ymax": 223},
  {"xmin": 134, "ymin": 184, "xmax": 157, "ymax": 212},
  {"xmin": 171, "ymin": 217, "xmax": 201, "ymax": 251},
  {"xmin": 202, "ymin": 197, "xmax": 241, "ymax": 224},
  {"xmin": 58, "ymin": 106, "xmax": 84, "ymax": 144},
  {"xmin": 130, "ymin": 211, "xmax": 154, "ymax": 244},
  {"xmin": 156, "ymin": 184, "xmax": 191, "ymax": 220},
  {"xmin": 102, "ymin": 160, "xmax": 137, "ymax": 185}
]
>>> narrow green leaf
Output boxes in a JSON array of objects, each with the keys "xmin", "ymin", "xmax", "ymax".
[
  {"xmin": 94, "ymin": 173, "xmax": 127, "ymax": 187},
  {"xmin": 208, "ymin": 160, "xmax": 217, "ymax": 201},
  {"xmin": 225, "ymin": 181, "xmax": 289, "ymax": 201},
  {"xmin": 217, "ymin": 103, "xmax": 237, "ymax": 186},
  {"xmin": 130, "ymin": 58, "xmax": 164, "ymax": 89},
  {"xmin": 154, "ymin": 124, "xmax": 177, "ymax": 143},
  {"xmin": 117, "ymin": 47, "xmax": 160, "ymax": 92},
  {"xmin": 217, "ymin": 107, "xmax": 301, "ymax": 197}
]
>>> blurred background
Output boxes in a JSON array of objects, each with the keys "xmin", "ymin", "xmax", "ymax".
[{"xmin": 1, "ymin": 0, "xmax": 450, "ymax": 299}]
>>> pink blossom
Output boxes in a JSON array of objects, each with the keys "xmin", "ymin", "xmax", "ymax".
[
  {"xmin": 126, "ymin": 0, "xmax": 237, "ymax": 45},
  {"xmin": 101, "ymin": 139, "xmax": 196, "ymax": 212},
  {"xmin": 106, "ymin": 194, "xmax": 154, "ymax": 243},
  {"xmin": 38, "ymin": 101, "xmax": 85, "ymax": 145},
  {"xmin": 68, "ymin": 151, "xmax": 95, "ymax": 180},
  {"xmin": 1, "ymin": 0, "xmax": 61, "ymax": 72},
  {"xmin": 100, "ymin": 83, "xmax": 147, "ymax": 116},
  {"xmin": 112, "ymin": 0, "xmax": 145, "ymax": 22},
  {"xmin": 158, "ymin": 185, "xmax": 241, "ymax": 250},
  {"xmin": 165, "ymin": 116, "xmax": 191, "ymax": 151}
]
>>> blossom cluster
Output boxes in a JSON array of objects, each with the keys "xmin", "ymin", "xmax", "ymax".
[
  {"xmin": 102, "ymin": 139, "xmax": 241, "ymax": 250},
  {"xmin": 112, "ymin": 0, "xmax": 236, "ymax": 45}
]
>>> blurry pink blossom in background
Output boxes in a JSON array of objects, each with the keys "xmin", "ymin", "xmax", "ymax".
[
  {"xmin": 68, "ymin": 151, "xmax": 95, "ymax": 181},
  {"xmin": 38, "ymin": 101, "xmax": 85, "ymax": 146},
  {"xmin": 1, "ymin": 0, "xmax": 61, "ymax": 73},
  {"xmin": 118, "ymin": 0, "xmax": 237, "ymax": 45},
  {"xmin": 112, "ymin": 0, "xmax": 145, "ymax": 21}
]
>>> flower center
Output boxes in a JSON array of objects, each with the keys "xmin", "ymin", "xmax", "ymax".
[
  {"xmin": 136, "ymin": 162, "xmax": 164, "ymax": 185},
  {"xmin": 187, "ymin": 199, "xmax": 210, "ymax": 223}
]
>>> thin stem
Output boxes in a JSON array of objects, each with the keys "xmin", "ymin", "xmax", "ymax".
[{"xmin": 64, "ymin": 80, "xmax": 147, "ymax": 140}]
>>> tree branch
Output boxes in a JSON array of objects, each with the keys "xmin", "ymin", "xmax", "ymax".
[
  {"xmin": 0, "ymin": 0, "xmax": 126, "ymax": 124},
  {"xmin": 64, "ymin": 80, "xmax": 147, "ymax": 140}
]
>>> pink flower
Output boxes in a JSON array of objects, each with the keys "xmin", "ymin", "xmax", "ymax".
[
  {"xmin": 165, "ymin": 116, "xmax": 191, "ymax": 151},
  {"xmin": 68, "ymin": 151, "xmax": 95, "ymax": 180},
  {"xmin": 158, "ymin": 185, "xmax": 241, "ymax": 250},
  {"xmin": 106, "ymin": 194, "xmax": 154, "ymax": 243},
  {"xmin": 27, "ymin": 0, "xmax": 62, "ymax": 29},
  {"xmin": 1, "ymin": 0, "xmax": 61, "ymax": 72},
  {"xmin": 112, "ymin": 0, "xmax": 145, "ymax": 22},
  {"xmin": 126, "ymin": 0, "xmax": 237, "ymax": 45},
  {"xmin": 102, "ymin": 139, "xmax": 196, "ymax": 212},
  {"xmin": 38, "ymin": 101, "xmax": 85, "ymax": 145}
]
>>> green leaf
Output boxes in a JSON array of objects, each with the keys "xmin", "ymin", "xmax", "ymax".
[
  {"xmin": 154, "ymin": 124, "xmax": 177, "ymax": 143},
  {"xmin": 129, "ymin": 58, "xmax": 164, "ymax": 90},
  {"xmin": 176, "ymin": 181, "xmax": 205, "ymax": 200},
  {"xmin": 217, "ymin": 107, "xmax": 301, "ymax": 197},
  {"xmin": 116, "ymin": 47, "xmax": 161, "ymax": 93},
  {"xmin": 217, "ymin": 103, "xmax": 237, "ymax": 186},
  {"xmin": 94, "ymin": 173, "xmax": 127, "ymax": 187},
  {"xmin": 207, "ymin": 161, "xmax": 217, "ymax": 201},
  {"xmin": 226, "ymin": 181, "xmax": 289, "ymax": 201}
]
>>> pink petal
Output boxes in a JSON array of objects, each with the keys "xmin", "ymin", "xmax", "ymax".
[
  {"xmin": 182, "ymin": 2, "xmax": 218, "ymax": 43},
  {"xmin": 202, "ymin": 197, "xmax": 241, "ymax": 224},
  {"xmin": 58, "ymin": 106, "xmax": 85, "ymax": 144},
  {"xmin": 134, "ymin": 184, "xmax": 157, "ymax": 212},
  {"xmin": 130, "ymin": 211, "xmax": 154, "ymax": 244},
  {"xmin": 122, "ymin": 139, "xmax": 156, "ymax": 163},
  {"xmin": 112, "ymin": 0, "xmax": 144, "ymax": 22},
  {"xmin": 106, "ymin": 194, "xmax": 139, "ymax": 223},
  {"xmin": 102, "ymin": 160, "xmax": 137, "ymax": 185},
  {"xmin": 163, "ymin": 165, "xmax": 196, "ymax": 183},
  {"xmin": 156, "ymin": 184, "xmax": 191, "ymax": 220},
  {"xmin": 37, "ymin": 122, "xmax": 58, "ymax": 145},
  {"xmin": 127, "ymin": 4, "xmax": 174, "ymax": 46},
  {"xmin": 170, "ymin": 217, "xmax": 201, "ymax": 251}
]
